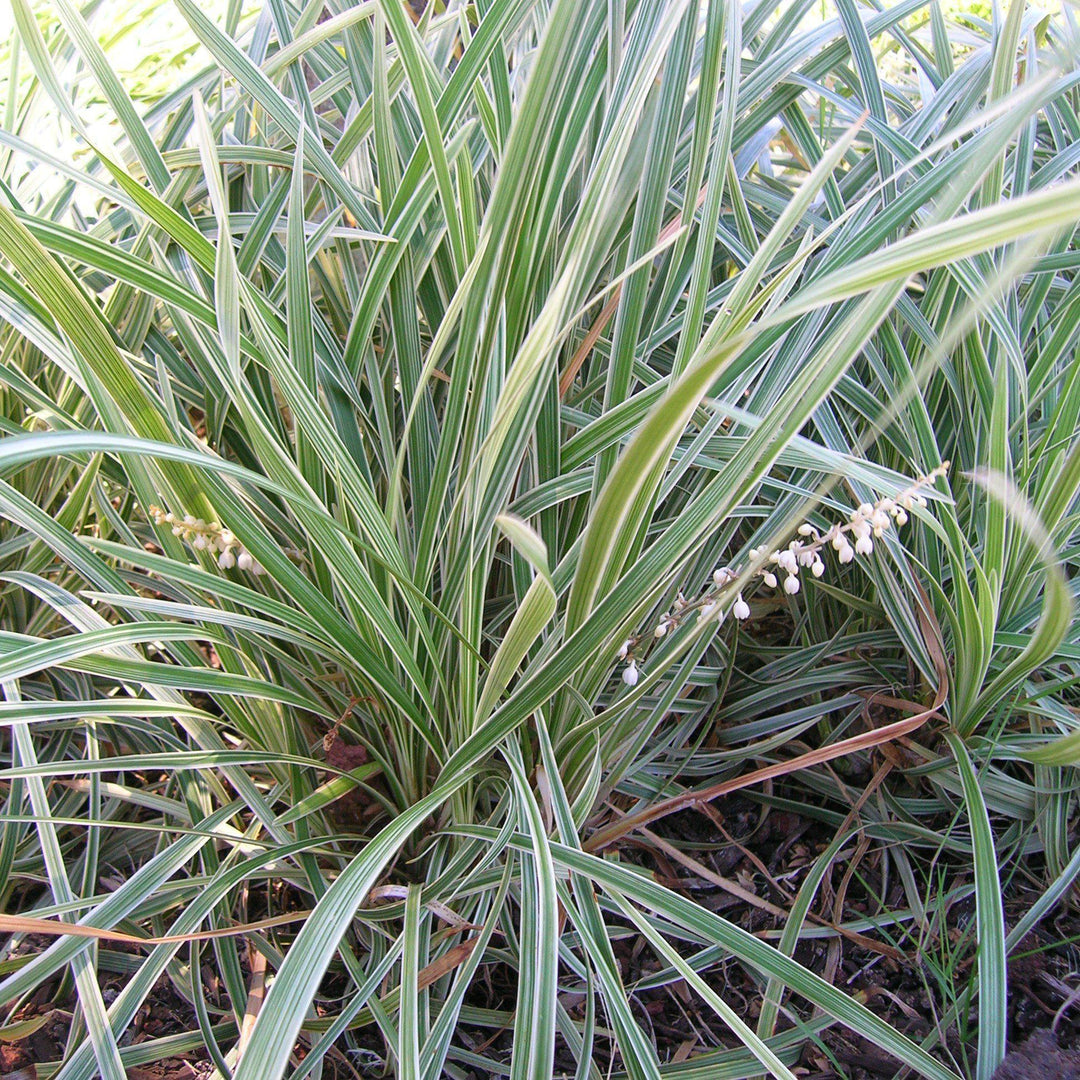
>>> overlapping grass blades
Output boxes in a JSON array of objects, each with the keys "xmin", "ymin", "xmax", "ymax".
[{"xmin": 0, "ymin": 1, "xmax": 1078, "ymax": 1078}]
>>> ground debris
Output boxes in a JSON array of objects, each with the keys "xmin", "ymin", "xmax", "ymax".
[
  {"xmin": 0, "ymin": 1041, "xmax": 35, "ymax": 1080},
  {"xmin": 991, "ymin": 1029, "xmax": 1080, "ymax": 1079}
]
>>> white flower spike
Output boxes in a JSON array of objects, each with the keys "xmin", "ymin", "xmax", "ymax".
[
  {"xmin": 149, "ymin": 505, "xmax": 269, "ymax": 577},
  {"xmin": 610, "ymin": 464, "xmax": 947, "ymax": 672}
]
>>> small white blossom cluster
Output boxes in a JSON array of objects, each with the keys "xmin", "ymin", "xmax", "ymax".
[
  {"xmin": 616, "ymin": 567, "xmax": 744, "ymax": 687},
  {"xmin": 149, "ymin": 505, "xmax": 265, "ymax": 574},
  {"xmin": 614, "ymin": 463, "xmax": 948, "ymax": 687},
  {"xmin": 748, "ymin": 462, "xmax": 948, "ymax": 597}
]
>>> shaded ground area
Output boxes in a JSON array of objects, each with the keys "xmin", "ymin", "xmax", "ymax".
[
  {"xmin": 3, "ymin": 794, "xmax": 1080, "ymax": 1078},
  {"xmin": 992, "ymin": 1030, "xmax": 1080, "ymax": 1080},
  {"xmin": 606, "ymin": 796, "xmax": 1080, "ymax": 1078},
  {"xmin": 0, "ymin": 940, "xmax": 216, "ymax": 1078}
]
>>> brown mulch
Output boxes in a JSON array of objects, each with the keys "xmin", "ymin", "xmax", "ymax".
[
  {"xmin": 992, "ymin": 1029, "xmax": 1080, "ymax": 1079},
  {"xmin": 3, "ymin": 789, "xmax": 1080, "ymax": 1078}
]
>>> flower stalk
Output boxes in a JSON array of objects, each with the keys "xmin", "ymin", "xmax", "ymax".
[
  {"xmin": 148, "ymin": 505, "xmax": 265, "ymax": 574},
  {"xmin": 614, "ymin": 463, "xmax": 948, "ymax": 683}
]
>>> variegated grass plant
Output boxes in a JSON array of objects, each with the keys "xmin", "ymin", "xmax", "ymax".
[{"xmin": 0, "ymin": 1, "xmax": 1078, "ymax": 1078}]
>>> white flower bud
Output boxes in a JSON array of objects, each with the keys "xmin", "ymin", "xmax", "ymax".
[
  {"xmin": 236, "ymin": 551, "xmax": 254, "ymax": 571},
  {"xmin": 894, "ymin": 509, "xmax": 908, "ymax": 526},
  {"xmin": 749, "ymin": 547, "xmax": 760, "ymax": 559},
  {"xmin": 192, "ymin": 535, "xmax": 208, "ymax": 550},
  {"xmin": 811, "ymin": 557, "xmax": 825, "ymax": 577},
  {"xmin": 251, "ymin": 562, "xmax": 265, "ymax": 576},
  {"xmin": 838, "ymin": 542, "xmax": 855, "ymax": 564},
  {"xmin": 777, "ymin": 550, "xmax": 798, "ymax": 574},
  {"xmin": 218, "ymin": 550, "xmax": 236, "ymax": 569},
  {"xmin": 172, "ymin": 526, "xmax": 185, "ymax": 537},
  {"xmin": 857, "ymin": 503, "xmax": 874, "ymax": 517},
  {"xmin": 622, "ymin": 661, "xmax": 639, "ymax": 687},
  {"xmin": 871, "ymin": 510, "xmax": 890, "ymax": 531},
  {"xmin": 783, "ymin": 575, "xmax": 800, "ymax": 595},
  {"xmin": 618, "ymin": 639, "xmax": 631, "ymax": 660},
  {"xmin": 798, "ymin": 523, "xmax": 814, "ymax": 536},
  {"xmin": 763, "ymin": 571, "xmax": 778, "ymax": 589},
  {"xmin": 653, "ymin": 621, "xmax": 668, "ymax": 638},
  {"xmin": 698, "ymin": 602, "xmax": 719, "ymax": 623},
  {"xmin": 798, "ymin": 547, "xmax": 816, "ymax": 567},
  {"xmin": 733, "ymin": 595, "xmax": 750, "ymax": 620},
  {"xmin": 183, "ymin": 515, "xmax": 196, "ymax": 526},
  {"xmin": 832, "ymin": 533, "xmax": 846, "ymax": 551}
]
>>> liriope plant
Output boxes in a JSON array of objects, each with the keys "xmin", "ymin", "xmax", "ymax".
[{"xmin": 0, "ymin": 1, "xmax": 1077, "ymax": 1079}]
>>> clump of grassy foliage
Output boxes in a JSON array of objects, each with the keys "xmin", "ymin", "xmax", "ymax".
[{"xmin": 0, "ymin": 1, "xmax": 1078, "ymax": 1078}]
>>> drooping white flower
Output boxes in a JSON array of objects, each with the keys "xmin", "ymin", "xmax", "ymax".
[
  {"xmin": 713, "ymin": 566, "xmax": 734, "ymax": 587},
  {"xmin": 236, "ymin": 551, "xmax": 254, "ymax": 571},
  {"xmin": 218, "ymin": 550, "xmax": 236, "ymax": 569},
  {"xmin": 622, "ymin": 661, "xmax": 639, "ymax": 687},
  {"xmin": 601, "ymin": 465, "xmax": 947, "ymax": 656}
]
